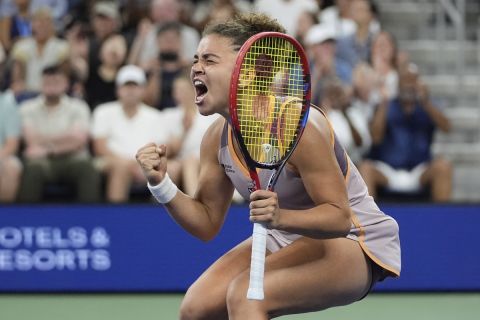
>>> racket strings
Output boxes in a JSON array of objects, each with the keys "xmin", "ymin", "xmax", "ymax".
[{"xmin": 237, "ymin": 37, "xmax": 305, "ymax": 164}]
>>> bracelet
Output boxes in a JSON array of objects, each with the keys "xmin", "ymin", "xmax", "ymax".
[{"xmin": 147, "ymin": 173, "xmax": 178, "ymax": 204}]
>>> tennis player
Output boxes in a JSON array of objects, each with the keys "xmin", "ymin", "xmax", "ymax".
[{"xmin": 136, "ymin": 13, "xmax": 400, "ymax": 320}]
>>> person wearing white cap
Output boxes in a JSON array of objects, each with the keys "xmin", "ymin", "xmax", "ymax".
[{"xmin": 91, "ymin": 65, "xmax": 174, "ymax": 203}]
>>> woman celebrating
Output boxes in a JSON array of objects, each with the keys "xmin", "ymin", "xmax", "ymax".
[{"xmin": 136, "ymin": 13, "xmax": 400, "ymax": 320}]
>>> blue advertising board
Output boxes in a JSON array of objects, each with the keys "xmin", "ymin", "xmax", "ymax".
[{"xmin": 0, "ymin": 204, "xmax": 478, "ymax": 292}]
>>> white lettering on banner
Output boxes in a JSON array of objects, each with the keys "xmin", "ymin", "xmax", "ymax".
[
  {"xmin": 0, "ymin": 249, "xmax": 112, "ymax": 271},
  {"xmin": 0, "ymin": 226, "xmax": 111, "ymax": 272},
  {"xmin": 0, "ymin": 227, "xmax": 22, "ymax": 248},
  {"xmin": 91, "ymin": 228, "xmax": 110, "ymax": 247}
]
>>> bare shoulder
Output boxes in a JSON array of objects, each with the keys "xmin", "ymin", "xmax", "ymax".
[
  {"xmin": 289, "ymin": 107, "xmax": 336, "ymax": 168},
  {"xmin": 305, "ymin": 107, "xmax": 333, "ymax": 139},
  {"xmin": 298, "ymin": 107, "xmax": 333, "ymax": 150}
]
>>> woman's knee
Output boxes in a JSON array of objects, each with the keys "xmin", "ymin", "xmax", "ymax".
[
  {"xmin": 179, "ymin": 285, "xmax": 225, "ymax": 320},
  {"xmin": 226, "ymin": 272, "xmax": 247, "ymax": 308},
  {"xmin": 226, "ymin": 272, "xmax": 267, "ymax": 318},
  {"xmin": 179, "ymin": 296, "xmax": 203, "ymax": 320}
]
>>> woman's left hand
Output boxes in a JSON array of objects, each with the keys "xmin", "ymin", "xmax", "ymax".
[{"xmin": 249, "ymin": 190, "xmax": 281, "ymax": 229}]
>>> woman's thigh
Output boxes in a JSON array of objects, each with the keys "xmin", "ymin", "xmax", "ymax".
[
  {"xmin": 180, "ymin": 238, "xmax": 253, "ymax": 319},
  {"xmin": 229, "ymin": 237, "xmax": 372, "ymax": 318}
]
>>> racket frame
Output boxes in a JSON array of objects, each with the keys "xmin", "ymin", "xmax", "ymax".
[{"xmin": 229, "ymin": 32, "xmax": 311, "ymax": 174}]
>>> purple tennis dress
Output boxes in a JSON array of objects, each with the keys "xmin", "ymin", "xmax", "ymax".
[{"xmin": 218, "ymin": 108, "xmax": 401, "ymax": 277}]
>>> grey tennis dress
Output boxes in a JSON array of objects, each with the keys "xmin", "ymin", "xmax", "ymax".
[{"xmin": 218, "ymin": 108, "xmax": 401, "ymax": 278}]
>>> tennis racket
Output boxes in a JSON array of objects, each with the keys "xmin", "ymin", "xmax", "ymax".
[{"xmin": 229, "ymin": 32, "xmax": 311, "ymax": 300}]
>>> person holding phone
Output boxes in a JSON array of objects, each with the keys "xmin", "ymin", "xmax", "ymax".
[{"xmin": 144, "ymin": 22, "xmax": 189, "ymax": 110}]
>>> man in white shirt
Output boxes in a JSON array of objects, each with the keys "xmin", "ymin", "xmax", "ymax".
[
  {"xmin": 19, "ymin": 65, "xmax": 100, "ymax": 203},
  {"xmin": 91, "ymin": 65, "xmax": 172, "ymax": 203}
]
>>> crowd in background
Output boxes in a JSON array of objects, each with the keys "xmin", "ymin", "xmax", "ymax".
[{"xmin": 0, "ymin": 0, "xmax": 453, "ymax": 204}]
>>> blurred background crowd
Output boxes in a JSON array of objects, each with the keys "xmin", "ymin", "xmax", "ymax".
[{"xmin": 1, "ymin": 0, "xmax": 474, "ymax": 204}]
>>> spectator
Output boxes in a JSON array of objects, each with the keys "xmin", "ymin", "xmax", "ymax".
[
  {"xmin": 254, "ymin": 0, "xmax": 318, "ymax": 35},
  {"xmin": 321, "ymin": 77, "xmax": 371, "ymax": 165},
  {"xmin": 371, "ymin": 30, "xmax": 398, "ymax": 101},
  {"xmin": 165, "ymin": 74, "xmax": 219, "ymax": 197},
  {"xmin": 304, "ymin": 23, "xmax": 351, "ymax": 106},
  {"xmin": 359, "ymin": 64, "xmax": 452, "ymax": 202},
  {"xmin": 9, "ymin": 7, "xmax": 69, "ymax": 92},
  {"xmin": 88, "ymin": 1, "xmax": 122, "ymax": 56},
  {"xmin": 0, "ymin": 88, "xmax": 22, "ymax": 202},
  {"xmin": 18, "ymin": 65, "xmax": 100, "ymax": 203},
  {"xmin": 0, "ymin": 0, "xmax": 32, "ymax": 52},
  {"xmin": 128, "ymin": 0, "xmax": 199, "ymax": 68},
  {"xmin": 91, "ymin": 65, "xmax": 171, "ymax": 203},
  {"xmin": 335, "ymin": 0, "xmax": 378, "ymax": 73},
  {"xmin": 68, "ymin": 2, "xmax": 124, "ymax": 106},
  {"xmin": 144, "ymin": 22, "xmax": 186, "ymax": 110},
  {"xmin": 85, "ymin": 34, "xmax": 127, "ymax": 109}
]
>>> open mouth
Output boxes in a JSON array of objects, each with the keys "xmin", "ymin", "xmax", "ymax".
[{"xmin": 193, "ymin": 79, "xmax": 208, "ymax": 104}]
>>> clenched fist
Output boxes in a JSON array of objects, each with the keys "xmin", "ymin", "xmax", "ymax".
[{"xmin": 135, "ymin": 143, "xmax": 168, "ymax": 186}]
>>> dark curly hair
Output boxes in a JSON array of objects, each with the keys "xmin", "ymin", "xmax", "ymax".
[{"xmin": 202, "ymin": 13, "xmax": 286, "ymax": 50}]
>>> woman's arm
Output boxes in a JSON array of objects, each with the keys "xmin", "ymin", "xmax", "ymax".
[
  {"xmin": 137, "ymin": 119, "xmax": 234, "ymax": 241},
  {"xmin": 249, "ymin": 112, "xmax": 351, "ymax": 239}
]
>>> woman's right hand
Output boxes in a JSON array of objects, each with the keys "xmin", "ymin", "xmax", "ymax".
[{"xmin": 136, "ymin": 143, "xmax": 168, "ymax": 186}]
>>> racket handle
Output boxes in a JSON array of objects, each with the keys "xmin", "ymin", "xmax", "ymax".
[{"xmin": 247, "ymin": 222, "xmax": 267, "ymax": 300}]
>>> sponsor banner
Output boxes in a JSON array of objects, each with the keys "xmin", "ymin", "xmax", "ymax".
[{"xmin": 0, "ymin": 204, "xmax": 478, "ymax": 292}]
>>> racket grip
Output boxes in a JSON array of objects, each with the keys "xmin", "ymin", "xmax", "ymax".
[{"xmin": 247, "ymin": 222, "xmax": 267, "ymax": 300}]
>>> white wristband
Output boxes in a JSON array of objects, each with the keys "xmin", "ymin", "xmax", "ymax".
[{"xmin": 147, "ymin": 173, "xmax": 178, "ymax": 204}]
